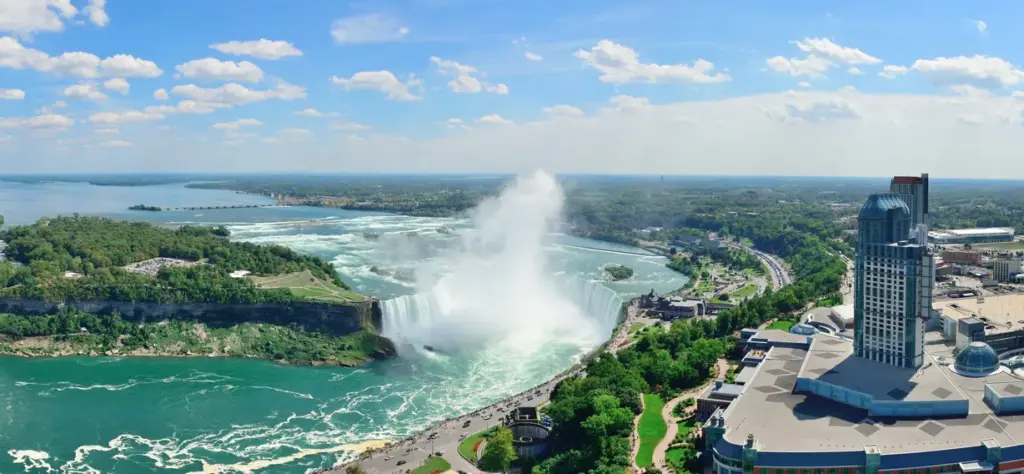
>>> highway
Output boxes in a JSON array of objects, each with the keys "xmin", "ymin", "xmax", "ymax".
[{"xmin": 725, "ymin": 242, "xmax": 793, "ymax": 290}]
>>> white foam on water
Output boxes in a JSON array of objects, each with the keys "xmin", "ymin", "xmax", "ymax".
[{"xmin": 7, "ymin": 450, "xmax": 53, "ymax": 472}]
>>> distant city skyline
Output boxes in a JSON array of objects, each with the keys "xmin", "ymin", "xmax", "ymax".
[{"xmin": 4, "ymin": 1, "xmax": 1024, "ymax": 176}]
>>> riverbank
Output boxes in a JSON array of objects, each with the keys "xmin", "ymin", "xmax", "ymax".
[
  {"xmin": 0, "ymin": 320, "xmax": 394, "ymax": 367},
  {"xmin": 327, "ymin": 297, "xmax": 642, "ymax": 473}
]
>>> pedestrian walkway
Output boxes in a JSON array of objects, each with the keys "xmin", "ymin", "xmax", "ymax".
[{"xmin": 649, "ymin": 358, "xmax": 728, "ymax": 473}]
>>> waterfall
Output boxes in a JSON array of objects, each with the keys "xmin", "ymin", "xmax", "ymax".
[{"xmin": 381, "ymin": 276, "xmax": 624, "ymax": 354}]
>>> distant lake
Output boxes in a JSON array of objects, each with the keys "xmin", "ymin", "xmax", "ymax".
[{"xmin": 0, "ymin": 180, "xmax": 274, "ymax": 226}]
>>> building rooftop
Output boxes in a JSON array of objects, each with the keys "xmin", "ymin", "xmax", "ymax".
[
  {"xmin": 930, "ymin": 228, "xmax": 1015, "ymax": 237},
  {"xmin": 934, "ymin": 294, "xmax": 1024, "ymax": 335},
  {"xmin": 859, "ymin": 194, "xmax": 910, "ymax": 221},
  {"xmin": 721, "ymin": 335, "xmax": 1024, "ymax": 454}
]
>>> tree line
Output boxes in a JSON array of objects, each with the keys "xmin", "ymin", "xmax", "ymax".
[{"xmin": 0, "ymin": 216, "xmax": 349, "ymax": 304}]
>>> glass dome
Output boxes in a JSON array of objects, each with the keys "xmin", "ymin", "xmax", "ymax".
[{"xmin": 955, "ymin": 342, "xmax": 1000, "ymax": 375}]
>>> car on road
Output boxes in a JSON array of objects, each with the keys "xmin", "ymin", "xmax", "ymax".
[
  {"xmin": 462, "ymin": 420, "xmax": 471, "ymax": 428},
  {"xmin": 428, "ymin": 432, "xmax": 439, "ymax": 439},
  {"xmin": 396, "ymin": 460, "xmax": 406, "ymax": 466}
]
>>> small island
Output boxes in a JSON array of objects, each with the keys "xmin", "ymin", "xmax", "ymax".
[
  {"xmin": 128, "ymin": 204, "xmax": 162, "ymax": 212},
  {"xmin": 0, "ymin": 216, "xmax": 393, "ymax": 366},
  {"xmin": 604, "ymin": 264, "xmax": 634, "ymax": 281}
]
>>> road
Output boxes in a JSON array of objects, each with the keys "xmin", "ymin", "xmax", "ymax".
[
  {"xmin": 725, "ymin": 242, "xmax": 793, "ymax": 291},
  {"xmin": 329, "ymin": 299, "xmax": 642, "ymax": 474}
]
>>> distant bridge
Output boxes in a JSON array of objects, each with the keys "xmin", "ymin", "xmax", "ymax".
[
  {"xmin": 554, "ymin": 243, "xmax": 660, "ymax": 257},
  {"xmin": 162, "ymin": 204, "xmax": 283, "ymax": 211}
]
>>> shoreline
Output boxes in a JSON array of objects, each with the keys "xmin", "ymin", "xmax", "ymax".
[
  {"xmin": 324, "ymin": 297, "xmax": 642, "ymax": 473},
  {"xmin": 0, "ymin": 349, "xmax": 376, "ymax": 367}
]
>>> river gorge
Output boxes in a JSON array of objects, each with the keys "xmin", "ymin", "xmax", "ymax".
[{"xmin": 0, "ymin": 177, "xmax": 687, "ymax": 473}]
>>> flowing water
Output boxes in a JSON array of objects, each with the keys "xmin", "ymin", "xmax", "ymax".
[{"xmin": 0, "ymin": 177, "xmax": 687, "ymax": 473}]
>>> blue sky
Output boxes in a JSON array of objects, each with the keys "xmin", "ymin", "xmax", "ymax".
[{"xmin": 4, "ymin": 0, "xmax": 1024, "ymax": 176}]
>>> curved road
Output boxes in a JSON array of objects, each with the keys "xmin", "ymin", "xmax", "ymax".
[{"xmin": 725, "ymin": 242, "xmax": 793, "ymax": 291}]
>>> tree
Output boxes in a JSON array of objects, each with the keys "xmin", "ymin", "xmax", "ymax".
[
  {"xmin": 480, "ymin": 426, "xmax": 517, "ymax": 472},
  {"xmin": 344, "ymin": 465, "xmax": 367, "ymax": 474}
]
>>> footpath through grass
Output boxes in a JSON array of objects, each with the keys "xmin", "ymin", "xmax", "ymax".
[
  {"xmin": 411, "ymin": 456, "xmax": 451, "ymax": 474},
  {"xmin": 635, "ymin": 393, "xmax": 667, "ymax": 468},
  {"xmin": 458, "ymin": 427, "xmax": 496, "ymax": 463}
]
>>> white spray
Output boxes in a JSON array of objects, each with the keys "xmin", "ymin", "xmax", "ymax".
[{"xmin": 381, "ymin": 170, "xmax": 609, "ymax": 356}]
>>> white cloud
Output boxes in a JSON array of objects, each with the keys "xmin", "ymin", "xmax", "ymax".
[
  {"xmin": 0, "ymin": 38, "xmax": 160, "ymax": 78},
  {"xmin": 798, "ymin": 81, "xmax": 812, "ymax": 88},
  {"xmin": 145, "ymin": 100, "xmax": 232, "ymax": 115},
  {"xmin": 525, "ymin": 52, "xmax": 542, "ymax": 61},
  {"xmin": 766, "ymin": 97, "xmax": 862, "ymax": 124},
  {"xmin": 445, "ymin": 118, "xmax": 471, "ymax": 130},
  {"xmin": 769, "ymin": 38, "xmax": 880, "ymax": 80},
  {"xmin": 170, "ymin": 82, "xmax": 306, "ymax": 105},
  {"xmin": 86, "ymin": 110, "xmax": 163, "ymax": 124},
  {"xmin": 543, "ymin": 105, "xmax": 584, "ymax": 117},
  {"xmin": 295, "ymin": 108, "xmax": 339, "ymax": 118},
  {"xmin": 83, "ymin": 0, "xmax": 108, "ymax": 27},
  {"xmin": 911, "ymin": 55, "xmax": 1024, "ymax": 88},
  {"xmin": 766, "ymin": 55, "xmax": 832, "ymax": 79},
  {"xmin": 576, "ymin": 40, "xmax": 730, "ymax": 84},
  {"xmin": 430, "ymin": 56, "xmax": 508, "ymax": 95},
  {"xmin": 950, "ymin": 84, "xmax": 991, "ymax": 100},
  {"xmin": 94, "ymin": 127, "xmax": 118, "ymax": 134},
  {"xmin": 847, "ymin": 67, "xmax": 863, "ymax": 75},
  {"xmin": 0, "ymin": 88, "xmax": 24, "ymax": 99},
  {"xmin": 609, "ymin": 94, "xmax": 650, "ymax": 111},
  {"xmin": 103, "ymin": 77, "xmax": 129, "ymax": 94},
  {"xmin": 100, "ymin": 139, "xmax": 132, "ymax": 148},
  {"xmin": 0, "ymin": 0, "xmax": 77, "ymax": 35},
  {"xmin": 330, "ymin": 71, "xmax": 420, "ymax": 101},
  {"xmin": 330, "ymin": 121, "xmax": 371, "ymax": 131},
  {"xmin": 209, "ymin": 39, "xmax": 302, "ymax": 60},
  {"xmin": 956, "ymin": 113, "xmax": 984, "ymax": 125},
  {"xmin": 878, "ymin": 65, "xmax": 908, "ymax": 79},
  {"xmin": 330, "ymin": 13, "xmax": 409, "ymax": 44},
  {"xmin": 175, "ymin": 58, "xmax": 263, "ymax": 82},
  {"xmin": 98, "ymin": 54, "xmax": 162, "ymax": 78},
  {"xmin": 486, "ymin": 83, "xmax": 509, "ymax": 95},
  {"xmin": 794, "ymin": 38, "xmax": 881, "ymax": 65},
  {"xmin": 263, "ymin": 128, "xmax": 313, "ymax": 144},
  {"xmin": 976, "ymin": 20, "xmax": 988, "ymax": 34},
  {"xmin": 153, "ymin": 88, "xmax": 168, "ymax": 100},
  {"xmin": 212, "ymin": 118, "xmax": 262, "ymax": 131},
  {"xmin": 51, "ymin": 100, "xmax": 66, "ymax": 108},
  {"xmin": 62, "ymin": 81, "xmax": 106, "ymax": 101},
  {"xmin": 0, "ymin": 113, "xmax": 73, "ymax": 128},
  {"xmin": 477, "ymin": 114, "xmax": 513, "ymax": 125}
]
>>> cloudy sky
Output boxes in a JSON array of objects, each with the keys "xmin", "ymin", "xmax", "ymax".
[{"xmin": 1, "ymin": 0, "xmax": 1023, "ymax": 177}]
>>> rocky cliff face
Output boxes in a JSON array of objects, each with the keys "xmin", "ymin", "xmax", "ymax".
[{"xmin": 0, "ymin": 298, "xmax": 383, "ymax": 337}]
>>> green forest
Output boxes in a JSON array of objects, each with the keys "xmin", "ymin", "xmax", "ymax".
[{"xmin": 0, "ymin": 216, "xmax": 350, "ymax": 304}]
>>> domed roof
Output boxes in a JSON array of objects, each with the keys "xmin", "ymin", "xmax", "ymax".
[
  {"xmin": 859, "ymin": 194, "xmax": 910, "ymax": 221},
  {"xmin": 955, "ymin": 341, "xmax": 1000, "ymax": 375}
]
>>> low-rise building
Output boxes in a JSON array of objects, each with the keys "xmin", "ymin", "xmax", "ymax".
[
  {"xmin": 696, "ymin": 380, "xmax": 743, "ymax": 420},
  {"xmin": 942, "ymin": 249, "xmax": 983, "ymax": 265},
  {"xmin": 929, "ymin": 227, "xmax": 1015, "ymax": 245}
]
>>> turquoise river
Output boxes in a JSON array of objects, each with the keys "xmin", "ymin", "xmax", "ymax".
[{"xmin": 0, "ymin": 181, "xmax": 687, "ymax": 474}]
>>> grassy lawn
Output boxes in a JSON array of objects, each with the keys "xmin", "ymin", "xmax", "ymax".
[
  {"xmin": 250, "ymin": 270, "xmax": 365, "ymax": 303},
  {"xmin": 766, "ymin": 320, "xmax": 795, "ymax": 331},
  {"xmin": 730, "ymin": 284, "xmax": 758, "ymax": 299},
  {"xmin": 636, "ymin": 393, "xmax": 667, "ymax": 468},
  {"xmin": 411, "ymin": 456, "xmax": 452, "ymax": 474},
  {"xmin": 976, "ymin": 241, "xmax": 1024, "ymax": 250},
  {"xmin": 665, "ymin": 447, "xmax": 687, "ymax": 466},
  {"xmin": 694, "ymin": 278, "xmax": 715, "ymax": 295},
  {"xmin": 458, "ymin": 427, "xmax": 496, "ymax": 463},
  {"xmin": 628, "ymin": 322, "xmax": 646, "ymax": 334}
]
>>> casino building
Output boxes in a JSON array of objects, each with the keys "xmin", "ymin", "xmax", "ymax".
[{"xmin": 704, "ymin": 184, "xmax": 1024, "ymax": 474}]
